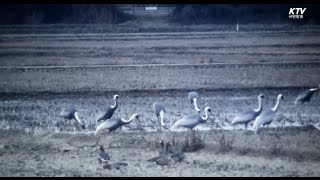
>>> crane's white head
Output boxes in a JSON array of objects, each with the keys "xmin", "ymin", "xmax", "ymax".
[
  {"xmin": 132, "ymin": 114, "xmax": 139, "ymax": 119},
  {"xmin": 205, "ymin": 107, "xmax": 212, "ymax": 113},
  {"xmin": 271, "ymin": 94, "xmax": 284, "ymax": 112},
  {"xmin": 114, "ymin": 94, "xmax": 120, "ymax": 100},
  {"xmin": 277, "ymin": 94, "xmax": 284, "ymax": 100},
  {"xmin": 258, "ymin": 94, "xmax": 265, "ymax": 99}
]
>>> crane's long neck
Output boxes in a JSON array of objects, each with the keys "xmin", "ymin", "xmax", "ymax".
[
  {"xmin": 159, "ymin": 110, "xmax": 165, "ymax": 126},
  {"xmin": 271, "ymin": 97, "xmax": 281, "ymax": 112},
  {"xmin": 121, "ymin": 115, "xmax": 134, "ymax": 124},
  {"xmin": 74, "ymin": 112, "xmax": 84, "ymax": 125},
  {"xmin": 254, "ymin": 97, "xmax": 262, "ymax": 112},
  {"xmin": 201, "ymin": 109, "xmax": 209, "ymax": 121},
  {"xmin": 111, "ymin": 98, "xmax": 118, "ymax": 109},
  {"xmin": 193, "ymin": 98, "xmax": 200, "ymax": 112},
  {"xmin": 310, "ymin": 88, "xmax": 319, "ymax": 91}
]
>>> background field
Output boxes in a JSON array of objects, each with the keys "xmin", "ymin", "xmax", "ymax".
[{"xmin": 0, "ymin": 26, "xmax": 320, "ymax": 93}]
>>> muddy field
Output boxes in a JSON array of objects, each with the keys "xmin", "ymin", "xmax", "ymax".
[
  {"xmin": 0, "ymin": 88, "xmax": 319, "ymax": 133},
  {"xmin": 0, "ymin": 126, "xmax": 320, "ymax": 177},
  {"xmin": 0, "ymin": 25, "xmax": 320, "ymax": 176}
]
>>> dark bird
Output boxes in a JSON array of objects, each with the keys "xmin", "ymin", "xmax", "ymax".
[
  {"xmin": 94, "ymin": 114, "xmax": 139, "ymax": 136},
  {"xmin": 147, "ymin": 140, "xmax": 165, "ymax": 162},
  {"xmin": 153, "ymin": 102, "xmax": 166, "ymax": 131},
  {"xmin": 59, "ymin": 105, "xmax": 85, "ymax": 130},
  {"xmin": 171, "ymin": 106, "xmax": 212, "ymax": 131},
  {"xmin": 231, "ymin": 94, "xmax": 265, "ymax": 130},
  {"xmin": 188, "ymin": 92, "xmax": 201, "ymax": 113},
  {"xmin": 155, "ymin": 142, "xmax": 173, "ymax": 170},
  {"xmin": 148, "ymin": 141, "xmax": 185, "ymax": 163},
  {"xmin": 253, "ymin": 94, "xmax": 284, "ymax": 134},
  {"xmin": 98, "ymin": 145, "xmax": 110, "ymax": 163},
  {"xmin": 168, "ymin": 143, "xmax": 185, "ymax": 163},
  {"xmin": 96, "ymin": 94, "xmax": 120, "ymax": 123},
  {"xmin": 294, "ymin": 85, "xmax": 319, "ymax": 105},
  {"xmin": 158, "ymin": 140, "xmax": 166, "ymax": 156}
]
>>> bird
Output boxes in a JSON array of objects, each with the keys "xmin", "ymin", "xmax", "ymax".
[
  {"xmin": 59, "ymin": 105, "xmax": 85, "ymax": 130},
  {"xmin": 148, "ymin": 141, "xmax": 185, "ymax": 163},
  {"xmin": 188, "ymin": 92, "xmax": 201, "ymax": 113},
  {"xmin": 171, "ymin": 106, "xmax": 212, "ymax": 131},
  {"xmin": 253, "ymin": 94, "xmax": 284, "ymax": 134},
  {"xmin": 168, "ymin": 142, "xmax": 185, "ymax": 163},
  {"xmin": 155, "ymin": 142, "xmax": 173, "ymax": 170},
  {"xmin": 231, "ymin": 94, "xmax": 265, "ymax": 130},
  {"xmin": 94, "ymin": 113, "xmax": 139, "ymax": 136},
  {"xmin": 147, "ymin": 140, "xmax": 166, "ymax": 162},
  {"xmin": 170, "ymin": 151, "xmax": 185, "ymax": 163},
  {"xmin": 153, "ymin": 102, "xmax": 167, "ymax": 131},
  {"xmin": 294, "ymin": 85, "xmax": 319, "ymax": 105},
  {"xmin": 96, "ymin": 94, "xmax": 120, "ymax": 123},
  {"xmin": 158, "ymin": 140, "xmax": 166, "ymax": 156},
  {"xmin": 98, "ymin": 145, "xmax": 110, "ymax": 163}
]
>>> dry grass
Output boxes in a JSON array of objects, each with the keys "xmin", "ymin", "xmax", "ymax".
[
  {"xmin": 172, "ymin": 131, "xmax": 205, "ymax": 152},
  {"xmin": 1, "ymin": 128, "xmax": 320, "ymax": 176}
]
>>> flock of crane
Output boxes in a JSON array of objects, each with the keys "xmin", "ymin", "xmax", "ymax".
[
  {"xmin": 58, "ymin": 84, "xmax": 319, "ymax": 169},
  {"xmin": 59, "ymin": 84, "xmax": 319, "ymax": 135}
]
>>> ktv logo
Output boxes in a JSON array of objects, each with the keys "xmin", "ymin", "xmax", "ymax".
[{"xmin": 289, "ymin": 8, "xmax": 307, "ymax": 19}]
